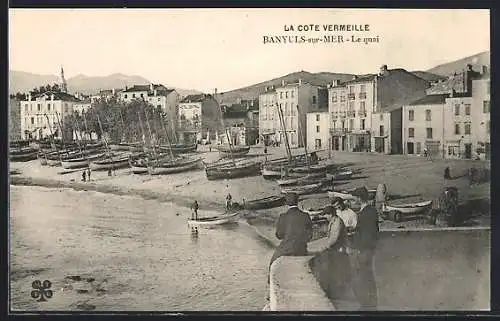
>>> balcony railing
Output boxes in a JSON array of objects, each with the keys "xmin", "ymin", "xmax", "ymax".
[
  {"xmin": 347, "ymin": 110, "xmax": 356, "ymax": 117},
  {"xmin": 348, "ymin": 93, "xmax": 356, "ymax": 100},
  {"xmin": 359, "ymin": 92, "xmax": 367, "ymax": 99},
  {"xmin": 358, "ymin": 110, "xmax": 367, "ymax": 117},
  {"xmin": 330, "ymin": 128, "xmax": 347, "ymax": 135}
]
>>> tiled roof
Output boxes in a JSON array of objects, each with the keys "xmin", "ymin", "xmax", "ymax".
[
  {"xmin": 123, "ymin": 84, "xmax": 174, "ymax": 96},
  {"xmin": 34, "ymin": 91, "xmax": 81, "ymax": 102},
  {"xmin": 409, "ymin": 94, "xmax": 449, "ymax": 106},
  {"xmin": 180, "ymin": 94, "xmax": 212, "ymax": 103}
]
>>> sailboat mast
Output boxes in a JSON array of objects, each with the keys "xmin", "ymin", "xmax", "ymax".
[
  {"xmin": 44, "ymin": 114, "xmax": 63, "ymax": 164},
  {"xmin": 144, "ymin": 109, "xmax": 159, "ymax": 163},
  {"xmin": 215, "ymin": 89, "xmax": 236, "ymax": 166},
  {"xmin": 137, "ymin": 112, "xmax": 147, "ymax": 150},
  {"xmin": 296, "ymin": 105, "xmax": 310, "ymax": 169},
  {"xmin": 159, "ymin": 111, "xmax": 175, "ymax": 159},
  {"xmin": 82, "ymin": 112, "xmax": 90, "ymax": 142},
  {"xmin": 54, "ymin": 112, "xmax": 70, "ymax": 156},
  {"xmin": 277, "ymin": 103, "xmax": 292, "ymax": 163},
  {"xmin": 96, "ymin": 114, "xmax": 111, "ymax": 155}
]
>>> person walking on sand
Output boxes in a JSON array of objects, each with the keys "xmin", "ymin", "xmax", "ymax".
[
  {"xmin": 268, "ymin": 192, "xmax": 313, "ymax": 281},
  {"xmin": 346, "ymin": 187, "xmax": 379, "ymax": 311},
  {"xmin": 82, "ymin": 170, "xmax": 87, "ymax": 182},
  {"xmin": 191, "ymin": 200, "xmax": 199, "ymax": 220},
  {"xmin": 87, "ymin": 168, "xmax": 91, "ymax": 182},
  {"xmin": 225, "ymin": 193, "xmax": 232, "ymax": 211},
  {"xmin": 108, "ymin": 169, "xmax": 112, "ymax": 177}
]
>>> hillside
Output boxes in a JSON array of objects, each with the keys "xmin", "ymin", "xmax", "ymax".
[
  {"xmin": 9, "ymin": 70, "xmax": 202, "ymax": 97},
  {"xmin": 426, "ymin": 51, "xmax": 490, "ymax": 76},
  {"xmin": 218, "ymin": 71, "xmax": 355, "ymax": 103},
  {"xmin": 410, "ymin": 71, "xmax": 447, "ymax": 83}
]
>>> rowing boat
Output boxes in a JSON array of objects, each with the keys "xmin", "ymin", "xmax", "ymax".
[
  {"xmin": 243, "ymin": 195, "xmax": 286, "ymax": 210},
  {"xmin": 187, "ymin": 212, "xmax": 240, "ymax": 229},
  {"xmin": 383, "ymin": 200, "xmax": 433, "ymax": 214},
  {"xmin": 149, "ymin": 157, "xmax": 202, "ymax": 175}
]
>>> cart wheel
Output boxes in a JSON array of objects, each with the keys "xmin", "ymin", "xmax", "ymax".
[{"xmin": 393, "ymin": 211, "xmax": 402, "ymax": 223}]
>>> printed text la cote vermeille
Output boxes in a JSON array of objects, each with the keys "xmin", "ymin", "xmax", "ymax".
[{"xmin": 262, "ymin": 24, "xmax": 380, "ymax": 45}]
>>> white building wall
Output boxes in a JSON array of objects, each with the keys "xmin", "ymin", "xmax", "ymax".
[{"xmin": 306, "ymin": 112, "xmax": 329, "ymax": 152}]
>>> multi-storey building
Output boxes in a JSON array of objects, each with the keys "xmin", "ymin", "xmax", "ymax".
[
  {"xmin": 9, "ymin": 99, "xmax": 22, "ymax": 141},
  {"xmin": 275, "ymin": 79, "xmax": 321, "ymax": 148},
  {"xmin": 306, "ymin": 111, "xmax": 329, "ymax": 151},
  {"xmin": 328, "ymin": 65, "xmax": 430, "ymax": 154},
  {"xmin": 20, "ymin": 91, "xmax": 80, "ymax": 140},
  {"xmin": 119, "ymin": 84, "xmax": 179, "ymax": 127},
  {"xmin": 73, "ymin": 99, "xmax": 92, "ymax": 114},
  {"xmin": 177, "ymin": 94, "xmax": 221, "ymax": 143},
  {"xmin": 258, "ymin": 86, "xmax": 278, "ymax": 145},
  {"xmin": 402, "ymin": 64, "xmax": 489, "ymax": 159}
]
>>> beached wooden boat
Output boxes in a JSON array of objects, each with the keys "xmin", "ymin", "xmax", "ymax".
[
  {"xmin": 327, "ymin": 170, "xmax": 354, "ymax": 181},
  {"xmin": 109, "ymin": 143, "xmax": 133, "ymax": 151},
  {"xmin": 291, "ymin": 164, "xmax": 328, "ymax": 174},
  {"xmin": 383, "ymin": 200, "xmax": 433, "ymax": 214},
  {"xmin": 10, "ymin": 150, "xmax": 38, "ymax": 162},
  {"xmin": 129, "ymin": 158, "xmax": 149, "ymax": 174},
  {"xmin": 89, "ymin": 155, "xmax": 131, "ymax": 171},
  {"xmin": 327, "ymin": 188, "xmax": 377, "ymax": 200},
  {"xmin": 149, "ymin": 157, "xmax": 202, "ymax": 175},
  {"xmin": 262, "ymin": 167, "xmax": 284, "ymax": 180},
  {"xmin": 243, "ymin": 195, "xmax": 286, "ymax": 210},
  {"xmin": 281, "ymin": 181, "xmax": 327, "ymax": 196},
  {"xmin": 187, "ymin": 212, "xmax": 240, "ymax": 228},
  {"xmin": 10, "ymin": 140, "xmax": 30, "ymax": 148},
  {"xmin": 165, "ymin": 143, "xmax": 198, "ymax": 154},
  {"xmin": 61, "ymin": 153, "xmax": 106, "ymax": 169},
  {"xmin": 216, "ymin": 145, "xmax": 251, "ymax": 158},
  {"xmin": 277, "ymin": 172, "xmax": 327, "ymax": 187},
  {"xmin": 204, "ymin": 160, "xmax": 261, "ymax": 180}
]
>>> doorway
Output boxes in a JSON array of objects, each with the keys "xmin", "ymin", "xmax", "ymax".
[
  {"xmin": 341, "ymin": 136, "xmax": 346, "ymax": 151},
  {"xmin": 407, "ymin": 142, "xmax": 414, "ymax": 154},
  {"xmin": 464, "ymin": 143, "xmax": 472, "ymax": 159}
]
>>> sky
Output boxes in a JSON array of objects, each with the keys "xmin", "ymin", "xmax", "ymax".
[{"xmin": 9, "ymin": 9, "xmax": 490, "ymax": 93}]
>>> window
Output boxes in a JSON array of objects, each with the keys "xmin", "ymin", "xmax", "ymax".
[
  {"xmin": 157, "ymin": 105, "xmax": 162, "ymax": 109},
  {"xmin": 464, "ymin": 104, "xmax": 471, "ymax": 115},
  {"xmin": 280, "ymin": 92, "xmax": 283, "ymax": 99},
  {"xmin": 360, "ymin": 84, "xmax": 366, "ymax": 92},
  {"xmin": 124, "ymin": 94, "xmax": 128, "ymax": 99},
  {"xmin": 316, "ymin": 114, "xmax": 320, "ymax": 121},
  {"xmin": 132, "ymin": 94, "xmax": 136, "ymax": 98},
  {"xmin": 455, "ymin": 123, "xmax": 460, "ymax": 135},
  {"xmin": 25, "ymin": 105, "xmax": 28, "ymax": 112},
  {"xmin": 361, "ymin": 119, "xmax": 365, "ymax": 130},
  {"xmin": 416, "ymin": 142, "xmax": 422, "ymax": 154},
  {"xmin": 312, "ymin": 96, "xmax": 317, "ymax": 104},
  {"xmin": 341, "ymin": 121, "xmax": 345, "ymax": 129},
  {"xmin": 349, "ymin": 119, "xmax": 354, "ymax": 129},
  {"xmin": 37, "ymin": 104, "xmax": 41, "ymax": 111},
  {"xmin": 348, "ymin": 101, "xmax": 354, "ymax": 110},
  {"xmin": 379, "ymin": 125, "xmax": 384, "ymax": 136},
  {"xmin": 158, "ymin": 97, "xmax": 161, "ymax": 101},
  {"xmin": 408, "ymin": 110, "xmax": 414, "ymax": 121},
  {"xmin": 360, "ymin": 101, "xmax": 365, "ymax": 111},
  {"xmin": 455, "ymin": 104, "xmax": 460, "ymax": 116},
  {"xmin": 316, "ymin": 125, "xmax": 320, "ymax": 133},
  {"xmin": 140, "ymin": 93, "xmax": 144, "ymax": 98},
  {"xmin": 483, "ymin": 100, "xmax": 490, "ymax": 113},
  {"xmin": 315, "ymin": 139, "xmax": 322, "ymax": 149},
  {"xmin": 408, "ymin": 128, "xmax": 415, "ymax": 138},
  {"xmin": 47, "ymin": 103, "xmax": 51, "ymax": 111},
  {"xmin": 464, "ymin": 123, "xmax": 471, "ymax": 135},
  {"xmin": 341, "ymin": 95, "xmax": 345, "ymax": 102},
  {"xmin": 31, "ymin": 117, "xmax": 34, "ymax": 124},
  {"xmin": 332, "ymin": 93, "xmax": 337, "ymax": 103},
  {"xmin": 425, "ymin": 109, "xmax": 431, "ymax": 121},
  {"xmin": 349, "ymin": 86, "xmax": 354, "ymax": 93},
  {"xmin": 285, "ymin": 91, "xmax": 288, "ymax": 98},
  {"xmin": 379, "ymin": 113, "xmax": 383, "ymax": 121},
  {"xmin": 426, "ymin": 128, "xmax": 433, "ymax": 139}
]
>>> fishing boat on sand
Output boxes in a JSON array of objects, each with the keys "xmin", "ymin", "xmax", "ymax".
[
  {"xmin": 187, "ymin": 211, "xmax": 240, "ymax": 229},
  {"xmin": 243, "ymin": 195, "xmax": 286, "ymax": 210},
  {"xmin": 276, "ymin": 172, "xmax": 326, "ymax": 187},
  {"xmin": 281, "ymin": 181, "xmax": 328, "ymax": 196},
  {"xmin": 149, "ymin": 156, "xmax": 202, "ymax": 175},
  {"xmin": 328, "ymin": 188, "xmax": 377, "ymax": 201},
  {"xmin": 10, "ymin": 148, "xmax": 38, "ymax": 162},
  {"xmin": 327, "ymin": 170, "xmax": 354, "ymax": 181},
  {"xmin": 61, "ymin": 152, "xmax": 106, "ymax": 169},
  {"xmin": 215, "ymin": 145, "xmax": 250, "ymax": 158},
  {"xmin": 383, "ymin": 200, "xmax": 433, "ymax": 214},
  {"xmin": 204, "ymin": 159, "xmax": 261, "ymax": 180},
  {"xmin": 291, "ymin": 164, "xmax": 328, "ymax": 174},
  {"xmin": 89, "ymin": 154, "xmax": 131, "ymax": 171}
]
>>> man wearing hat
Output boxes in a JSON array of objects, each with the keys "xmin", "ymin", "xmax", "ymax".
[
  {"xmin": 269, "ymin": 192, "xmax": 313, "ymax": 270},
  {"xmin": 347, "ymin": 186, "xmax": 379, "ymax": 311}
]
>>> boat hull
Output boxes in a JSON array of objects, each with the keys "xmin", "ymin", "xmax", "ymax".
[
  {"xmin": 384, "ymin": 201, "xmax": 433, "ymax": 214},
  {"xmin": 281, "ymin": 182, "xmax": 327, "ymax": 196},
  {"xmin": 244, "ymin": 196, "xmax": 286, "ymax": 210},
  {"xmin": 10, "ymin": 151, "xmax": 38, "ymax": 162},
  {"xmin": 61, "ymin": 153, "xmax": 106, "ymax": 169},
  {"xmin": 262, "ymin": 168, "xmax": 282, "ymax": 180},
  {"xmin": 187, "ymin": 212, "xmax": 239, "ymax": 228},
  {"xmin": 204, "ymin": 161, "xmax": 261, "ymax": 180},
  {"xmin": 89, "ymin": 158, "xmax": 130, "ymax": 171},
  {"xmin": 149, "ymin": 158, "xmax": 202, "ymax": 175},
  {"xmin": 327, "ymin": 171, "xmax": 354, "ymax": 181}
]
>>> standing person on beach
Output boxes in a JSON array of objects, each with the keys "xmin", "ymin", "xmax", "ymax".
[
  {"xmin": 347, "ymin": 187, "xmax": 379, "ymax": 311},
  {"xmin": 87, "ymin": 168, "xmax": 91, "ymax": 182},
  {"xmin": 269, "ymin": 192, "xmax": 313, "ymax": 273},
  {"xmin": 375, "ymin": 183, "xmax": 388, "ymax": 218},
  {"xmin": 225, "ymin": 193, "xmax": 232, "ymax": 211},
  {"xmin": 191, "ymin": 200, "xmax": 199, "ymax": 220},
  {"xmin": 82, "ymin": 170, "xmax": 86, "ymax": 182}
]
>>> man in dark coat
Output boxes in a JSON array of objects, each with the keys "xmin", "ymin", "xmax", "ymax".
[
  {"xmin": 269, "ymin": 192, "xmax": 313, "ymax": 271},
  {"xmin": 347, "ymin": 187, "xmax": 379, "ymax": 311}
]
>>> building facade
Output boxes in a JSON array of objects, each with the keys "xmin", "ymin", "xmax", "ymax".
[
  {"xmin": 20, "ymin": 91, "xmax": 79, "ymax": 140},
  {"xmin": 258, "ymin": 86, "xmax": 278, "ymax": 145},
  {"xmin": 471, "ymin": 74, "xmax": 490, "ymax": 159},
  {"xmin": 178, "ymin": 94, "xmax": 221, "ymax": 143},
  {"xmin": 73, "ymin": 99, "xmax": 92, "ymax": 114},
  {"xmin": 9, "ymin": 99, "xmax": 22, "ymax": 141},
  {"xmin": 306, "ymin": 111, "xmax": 329, "ymax": 152}
]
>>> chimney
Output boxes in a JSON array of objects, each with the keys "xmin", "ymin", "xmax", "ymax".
[
  {"xmin": 28, "ymin": 93, "xmax": 32, "ymax": 101},
  {"xmin": 482, "ymin": 65, "xmax": 488, "ymax": 75}
]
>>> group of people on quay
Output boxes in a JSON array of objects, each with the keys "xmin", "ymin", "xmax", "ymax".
[{"xmin": 269, "ymin": 187, "xmax": 380, "ymax": 310}]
